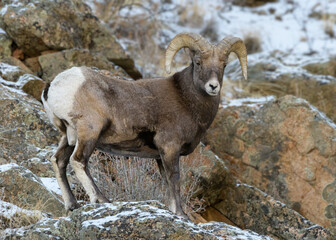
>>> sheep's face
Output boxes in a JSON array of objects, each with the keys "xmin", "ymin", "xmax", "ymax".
[{"xmin": 192, "ymin": 50, "xmax": 227, "ymax": 96}]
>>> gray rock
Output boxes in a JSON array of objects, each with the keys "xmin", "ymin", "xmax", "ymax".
[
  {"xmin": 0, "ymin": 62, "xmax": 27, "ymax": 82},
  {"xmin": 0, "ymin": 0, "xmax": 100, "ymax": 56},
  {"xmin": 201, "ymin": 222, "xmax": 273, "ymax": 240},
  {"xmin": 10, "ymin": 201, "xmax": 274, "ymax": 240},
  {"xmin": 0, "ymin": 29, "xmax": 12, "ymax": 58},
  {"xmin": 38, "ymin": 48, "xmax": 131, "ymax": 83},
  {"xmin": 0, "ymin": 83, "xmax": 58, "ymax": 163},
  {"xmin": 0, "ymin": 60, "xmax": 45, "ymax": 102},
  {"xmin": 0, "ymin": 163, "xmax": 65, "ymax": 217},
  {"xmin": 0, "ymin": 0, "xmax": 141, "ymax": 79}
]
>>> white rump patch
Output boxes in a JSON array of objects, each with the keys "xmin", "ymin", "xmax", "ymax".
[{"xmin": 47, "ymin": 67, "xmax": 86, "ymax": 128}]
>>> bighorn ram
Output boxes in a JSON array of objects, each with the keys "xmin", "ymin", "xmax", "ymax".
[{"xmin": 42, "ymin": 32, "xmax": 247, "ymax": 217}]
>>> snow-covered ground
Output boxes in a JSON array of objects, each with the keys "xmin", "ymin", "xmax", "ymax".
[
  {"xmin": 84, "ymin": 0, "xmax": 336, "ymax": 101},
  {"xmin": 87, "ymin": 0, "xmax": 336, "ymax": 58}
]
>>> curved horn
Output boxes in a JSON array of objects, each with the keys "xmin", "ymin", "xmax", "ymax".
[
  {"xmin": 217, "ymin": 36, "xmax": 247, "ymax": 80},
  {"xmin": 165, "ymin": 32, "xmax": 211, "ymax": 74}
]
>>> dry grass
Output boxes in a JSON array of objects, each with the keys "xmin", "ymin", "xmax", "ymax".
[
  {"xmin": 0, "ymin": 197, "xmax": 45, "ymax": 232},
  {"xmin": 0, "ymin": 180, "xmax": 51, "ymax": 232},
  {"xmin": 88, "ymin": 151, "xmax": 167, "ymax": 202},
  {"xmin": 70, "ymin": 150, "xmax": 207, "ymax": 216},
  {"xmin": 178, "ymin": 0, "xmax": 205, "ymax": 28},
  {"xmin": 180, "ymin": 155, "xmax": 207, "ymax": 215}
]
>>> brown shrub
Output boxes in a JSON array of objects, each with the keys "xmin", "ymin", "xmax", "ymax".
[
  {"xmin": 244, "ymin": 34, "xmax": 262, "ymax": 54},
  {"xmin": 72, "ymin": 150, "xmax": 207, "ymax": 216}
]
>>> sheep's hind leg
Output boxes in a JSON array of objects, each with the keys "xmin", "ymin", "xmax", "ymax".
[
  {"xmin": 69, "ymin": 122, "xmax": 109, "ymax": 204},
  {"xmin": 51, "ymin": 135, "xmax": 79, "ymax": 211},
  {"xmin": 156, "ymin": 158, "xmax": 168, "ymax": 185}
]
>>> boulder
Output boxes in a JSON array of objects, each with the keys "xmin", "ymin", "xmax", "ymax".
[
  {"xmin": 0, "ymin": 60, "xmax": 45, "ymax": 102},
  {"xmin": 0, "ymin": 163, "xmax": 65, "ymax": 217},
  {"xmin": 5, "ymin": 201, "xmax": 272, "ymax": 240},
  {"xmin": 205, "ymin": 95, "xmax": 336, "ymax": 236},
  {"xmin": 38, "ymin": 48, "xmax": 131, "ymax": 83},
  {"xmin": 21, "ymin": 77, "xmax": 46, "ymax": 102},
  {"xmin": 0, "ymin": 0, "xmax": 141, "ymax": 79},
  {"xmin": 0, "ymin": 0, "xmax": 104, "ymax": 56},
  {"xmin": 0, "ymin": 83, "xmax": 58, "ymax": 163},
  {"xmin": 183, "ymin": 144, "xmax": 333, "ymax": 239}
]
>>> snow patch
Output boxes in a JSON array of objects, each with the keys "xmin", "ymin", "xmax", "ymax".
[
  {"xmin": 309, "ymin": 103, "xmax": 336, "ymax": 129},
  {"xmin": 0, "ymin": 28, "xmax": 6, "ymax": 34},
  {"xmin": 222, "ymin": 96, "xmax": 275, "ymax": 108},
  {"xmin": 202, "ymin": 222, "xmax": 273, "ymax": 240},
  {"xmin": 82, "ymin": 209, "xmax": 141, "ymax": 228},
  {"xmin": 81, "ymin": 203, "xmax": 119, "ymax": 217},
  {"xmin": 0, "ymin": 63, "xmax": 22, "ymax": 78},
  {"xmin": 3, "ymin": 227, "xmax": 27, "ymax": 237},
  {"xmin": 40, "ymin": 177, "xmax": 62, "ymax": 196},
  {"xmin": 0, "ymin": 163, "xmax": 19, "ymax": 172}
]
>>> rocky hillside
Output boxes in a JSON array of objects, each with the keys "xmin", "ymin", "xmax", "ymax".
[{"xmin": 1, "ymin": 0, "xmax": 336, "ymax": 239}]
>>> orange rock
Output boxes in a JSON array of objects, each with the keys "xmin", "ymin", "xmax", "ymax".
[
  {"xmin": 205, "ymin": 95, "xmax": 336, "ymax": 235},
  {"xmin": 12, "ymin": 49, "xmax": 24, "ymax": 60}
]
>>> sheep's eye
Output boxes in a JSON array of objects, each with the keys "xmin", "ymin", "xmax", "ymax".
[{"xmin": 195, "ymin": 60, "xmax": 201, "ymax": 66}]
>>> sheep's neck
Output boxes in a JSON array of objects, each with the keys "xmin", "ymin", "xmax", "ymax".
[{"xmin": 173, "ymin": 65, "xmax": 220, "ymax": 130}]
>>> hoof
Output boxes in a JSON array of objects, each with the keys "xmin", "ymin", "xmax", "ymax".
[
  {"xmin": 93, "ymin": 194, "xmax": 110, "ymax": 204},
  {"xmin": 98, "ymin": 197, "xmax": 110, "ymax": 203},
  {"xmin": 65, "ymin": 202, "xmax": 80, "ymax": 212},
  {"xmin": 177, "ymin": 211, "xmax": 189, "ymax": 219}
]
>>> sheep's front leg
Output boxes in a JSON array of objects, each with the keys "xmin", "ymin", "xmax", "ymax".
[
  {"xmin": 157, "ymin": 143, "xmax": 186, "ymax": 217},
  {"xmin": 69, "ymin": 122, "xmax": 109, "ymax": 204},
  {"xmin": 51, "ymin": 135, "xmax": 79, "ymax": 211}
]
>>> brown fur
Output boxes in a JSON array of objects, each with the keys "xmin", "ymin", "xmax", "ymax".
[
  {"xmin": 44, "ymin": 40, "xmax": 239, "ymax": 217},
  {"xmin": 72, "ymin": 64, "xmax": 221, "ymax": 158}
]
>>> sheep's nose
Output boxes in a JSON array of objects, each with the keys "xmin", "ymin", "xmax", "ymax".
[
  {"xmin": 205, "ymin": 77, "xmax": 220, "ymax": 96},
  {"xmin": 209, "ymin": 83, "xmax": 218, "ymax": 90}
]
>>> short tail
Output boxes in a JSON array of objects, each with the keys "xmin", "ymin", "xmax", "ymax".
[{"xmin": 42, "ymin": 82, "xmax": 50, "ymax": 102}]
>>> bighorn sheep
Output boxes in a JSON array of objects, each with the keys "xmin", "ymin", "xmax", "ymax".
[{"xmin": 42, "ymin": 32, "xmax": 247, "ymax": 217}]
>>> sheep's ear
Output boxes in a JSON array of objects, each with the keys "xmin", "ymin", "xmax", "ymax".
[{"xmin": 185, "ymin": 48, "xmax": 195, "ymax": 59}]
